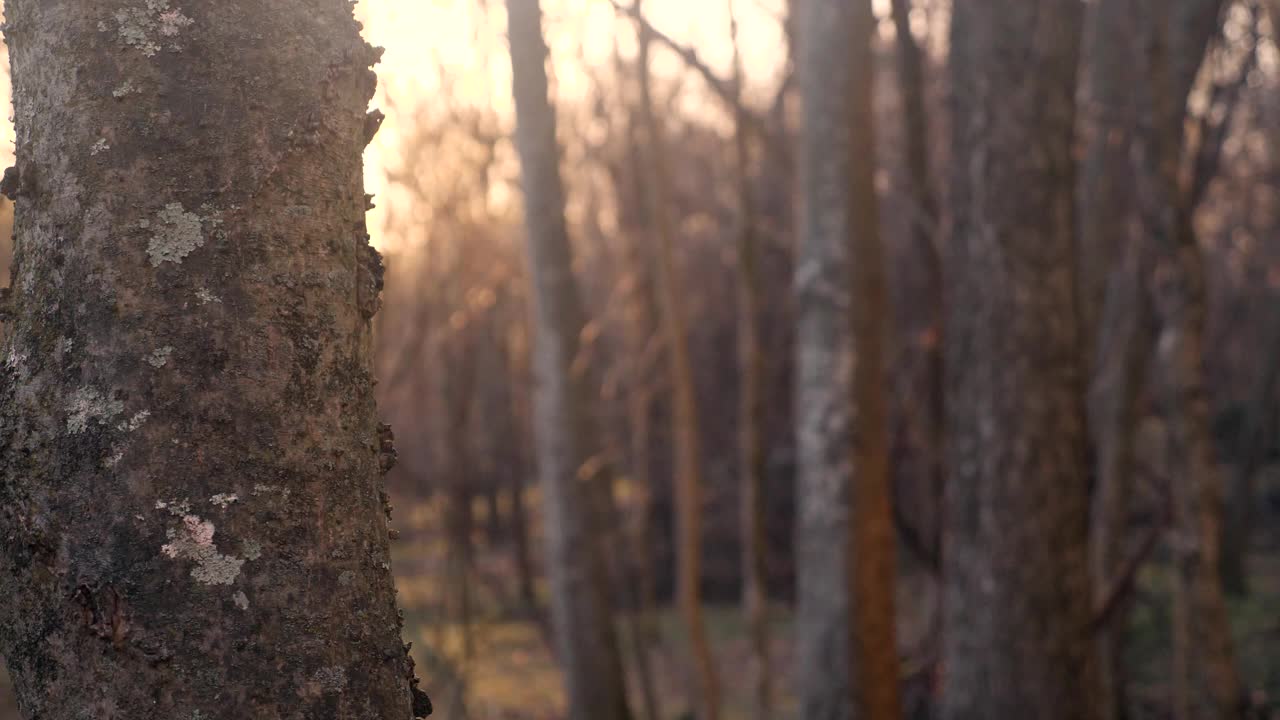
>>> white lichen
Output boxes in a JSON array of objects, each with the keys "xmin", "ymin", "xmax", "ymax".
[
  {"xmin": 252, "ymin": 483, "xmax": 291, "ymax": 500},
  {"xmin": 146, "ymin": 345, "xmax": 174, "ymax": 367},
  {"xmin": 155, "ymin": 498, "xmax": 192, "ymax": 516},
  {"xmin": 90, "ymin": 138, "xmax": 110, "ymax": 156},
  {"xmin": 146, "ymin": 204, "xmax": 204, "ymax": 267},
  {"xmin": 232, "ymin": 591, "xmax": 249, "ymax": 610},
  {"xmin": 102, "ymin": 450, "xmax": 126, "ymax": 468},
  {"xmin": 338, "ymin": 570, "xmax": 355, "ymax": 587},
  {"xmin": 112, "ymin": 80, "xmax": 139, "ymax": 98},
  {"xmin": 209, "ymin": 493, "xmax": 238, "ymax": 509},
  {"xmin": 241, "ymin": 539, "xmax": 262, "ymax": 561},
  {"xmin": 313, "ymin": 667, "xmax": 348, "ymax": 693},
  {"xmin": 112, "ymin": 1, "xmax": 193, "ymax": 57},
  {"xmin": 66, "ymin": 386, "xmax": 124, "ymax": 433},
  {"xmin": 161, "ymin": 514, "xmax": 244, "ymax": 586},
  {"xmin": 116, "ymin": 409, "xmax": 151, "ymax": 432},
  {"xmin": 195, "ymin": 287, "xmax": 221, "ymax": 304}
]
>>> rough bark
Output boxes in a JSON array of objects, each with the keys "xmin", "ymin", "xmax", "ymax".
[
  {"xmin": 727, "ymin": 3, "xmax": 771, "ymax": 719},
  {"xmin": 630, "ymin": 3, "xmax": 722, "ymax": 719},
  {"xmin": 505, "ymin": 3, "xmax": 634, "ymax": 719},
  {"xmin": 795, "ymin": 1, "xmax": 901, "ymax": 719},
  {"xmin": 1133, "ymin": 4, "xmax": 1242, "ymax": 718},
  {"xmin": 941, "ymin": 2, "xmax": 1099, "ymax": 719},
  {"xmin": 0, "ymin": 2, "xmax": 429, "ymax": 718}
]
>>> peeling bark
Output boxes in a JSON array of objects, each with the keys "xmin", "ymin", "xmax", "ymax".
[{"xmin": 0, "ymin": 2, "xmax": 428, "ymax": 718}]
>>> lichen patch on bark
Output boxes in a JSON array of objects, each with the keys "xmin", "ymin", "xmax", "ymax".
[
  {"xmin": 108, "ymin": 1, "xmax": 194, "ymax": 57},
  {"xmin": 146, "ymin": 345, "xmax": 174, "ymax": 367},
  {"xmin": 160, "ymin": 514, "xmax": 246, "ymax": 586},
  {"xmin": 66, "ymin": 386, "xmax": 125, "ymax": 433},
  {"xmin": 146, "ymin": 203, "xmax": 205, "ymax": 267}
]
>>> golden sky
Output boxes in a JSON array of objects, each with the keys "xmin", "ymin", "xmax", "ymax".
[{"xmin": 355, "ymin": 0, "xmax": 797, "ymax": 248}]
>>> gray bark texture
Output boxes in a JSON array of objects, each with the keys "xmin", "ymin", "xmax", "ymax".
[
  {"xmin": 0, "ymin": 2, "xmax": 430, "ymax": 718},
  {"xmin": 505, "ymin": 3, "xmax": 635, "ymax": 720},
  {"xmin": 794, "ymin": 2, "xmax": 900, "ymax": 719},
  {"xmin": 941, "ymin": 1, "xmax": 1099, "ymax": 719}
]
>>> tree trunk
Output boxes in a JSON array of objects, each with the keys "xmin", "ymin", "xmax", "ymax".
[
  {"xmin": 0, "ymin": 2, "xmax": 429, "ymax": 717},
  {"xmin": 1134, "ymin": 4, "xmax": 1242, "ymax": 718},
  {"xmin": 941, "ymin": 2, "xmax": 1099, "ymax": 719},
  {"xmin": 889, "ymin": 0, "xmax": 944, "ymax": 573},
  {"xmin": 846, "ymin": 2, "xmax": 903, "ymax": 719},
  {"xmin": 1088, "ymin": 244, "xmax": 1155, "ymax": 720},
  {"xmin": 631, "ymin": 3, "xmax": 722, "ymax": 719},
  {"xmin": 506, "ymin": 321, "xmax": 539, "ymax": 611},
  {"xmin": 619, "ymin": 75, "xmax": 665, "ymax": 720},
  {"xmin": 727, "ymin": 4, "xmax": 771, "ymax": 720},
  {"xmin": 505, "ymin": 3, "xmax": 634, "ymax": 719},
  {"xmin": 795, "ymin": 1, "xmax": 902, "ymax": 719},
  {"xmin": 1080, "ymin": 3, "xmax": 1147, "ymax": 717}
]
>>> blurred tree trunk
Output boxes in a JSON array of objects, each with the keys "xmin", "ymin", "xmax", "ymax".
[
  {"xmin": 614, "ymin": 47, "xmax": 665, "ymax": 720},
  {"xmin": 846, "ymin": 1, "xmax": 902, "ymax": 717},
  {"xmin": 1088, "ymin": 246, "xmax": 1154, "ymax": 720},
  {"xmin": 795, "ymin": 1, "xmax": 901, "ymax": 719},
  {"xmin": 506, "ymin": 318, "xmax": 539, "ymax": 611},
  {"xmin": 888, "ymin": 0, "xmax": 944, "ymax": 573},
  {"xmin": 727, "ymin": 3, "xmax": 772, "ymax": 720},
  {"xmin": 631, "ymin": 2, "xmax": 722, "ymax": 716},
  {"xmin": 941, "ymin": 2, "xmax": 1098, "ymax": 719},
  {"xmin": 1079, "ymin": 3, "xmax": 1149, "ymax": 718},
  {"xmin": 1135, "ymin": 3, "xmax": 1242, "ymax": 717},
  {"xmin": 505, "ymin": 3, "xmax": 634, "ymax": 720},
  {"xmin": 0, "ymin": 2, "xmax": 429, "ymax": 718}
]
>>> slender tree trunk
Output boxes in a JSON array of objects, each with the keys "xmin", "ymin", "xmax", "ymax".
[
  {"xmin": 941, "ymin": 2, "xmax": 1099, "ymax": 719},
  {"xmin": 1080, "ymin": 3, "xmax": 1147, "ymax": 717},
  {"xmin": 889, "ymin": 0, "xmax": 944, "ymax": 572},
  {"xmin": 727, "ymin": 4, "xmax": 771, "ymax": 720},
  {"xmin": 0, "ymin": 2, "xmax": 429, "ymax": 717},
  {"xmin": 847, "ymin": 2, "xmax": 902, "ymax": 719},
  {"xmin": 1088, "ymin": 245, "xmax": 1155, "ymax": 720},
  {"xmin": 795, "ymin": 2, "xmax": 901, "ymax": 719},
  {"xmin": 506, "ymin": 323, "xmax": 539, "ymax": 611},
  {"xmin": 1134, "ymin": 4, "xmax": 1242, "ymax": 718},
  {"xmin": 505, "ymin": 3, "xmax": 634, "ymax": 719},
  {"xmin": 631, "ymin": 4, "xmax": 721, "ymax": 719}
]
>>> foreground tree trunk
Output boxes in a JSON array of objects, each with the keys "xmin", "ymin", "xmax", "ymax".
[
  {"xmin": 505, "ymin": 3, "xmax": 634, "ymax": 720},
  {"xmin": 0, "ymin": 2, "xmax": 429, "ymax": 717},
  {"xmin": 941, "ymin": 2, "xmax": 1099, "ymax": 719},
  {"xmin": 795, "ymin": 2, "xmax": 901, "ymax": 719},
  {"xmin": 631, "ymin": 3, "xmax": 722, "ymax": 718}
]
